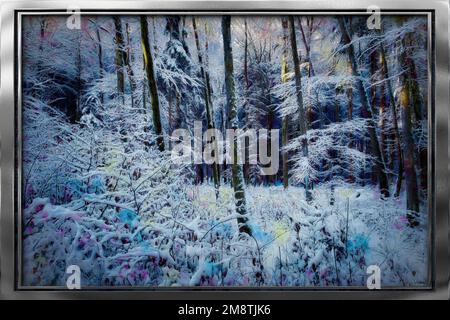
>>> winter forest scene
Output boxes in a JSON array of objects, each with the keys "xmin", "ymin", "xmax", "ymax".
[{"xmin": 22, "ymin": 14, "xmax": 430, "ymax": 288}]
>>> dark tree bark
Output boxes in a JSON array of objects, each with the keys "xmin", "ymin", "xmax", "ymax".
[
  {"xmin": 243, "ymin": 19, "xmax": 250, "ymax": 184},
  {"xmin": 404, "ymin": 33, "xmax": 427, "ymax": 192},
  {"xmin": 141, "ymin": 16, "xmax": 165, "ymax": 152},
  {"xmin": 222, "ymin": 16, "xmax": 250, "ymax": 235},
  {"xmin": 289, "ymin": 16, "xmax": 312, "ymax": 203},
  {"xmin": 74, "ymin": 32, "xmax": 82, "ymax": 123},
  {"xmin": 113, "ymin": 16, "xmax": 125, "ymax": 103},
  {"xmin": 398, "ymin": 36, "xmax": 420, "ymax": 226},
  {"xmin": 151, "ymin": 17, "xmax": 159, "ymax": 54},
  {"xmin": 266, "ymin": 106, "xmax": 275, "ymax": 186},
  {"xmin": 281, "ymin": 17, "xmax": 290, "ymax": 190},
  {"xmin": 192, "ymin": 17, "xmax": 220, "ymax": 199},
  {"xmin": 369, "ymin": 45, "xmax": 380, "ymax": 186},
  {"xmin": 346, "ymin": 57, "xmax": 356, "ymax": 183},
  {"xmin": 95, "ymin": 25, "xmax": 104, "ymax": 104},
  {"xmin": 203, "ymin": 23, "xmax": 214, "ymax": 114},
  {"xmin": 205, "ymin": 24, "xmax": 219, "ymax": 184},
  {"xmin": 124, "ymin": 22, "xmax": 137, "ymax": 109},
  {"xmin": 379, "ymin": 43, "xmax": 404, "ymax": 197}
]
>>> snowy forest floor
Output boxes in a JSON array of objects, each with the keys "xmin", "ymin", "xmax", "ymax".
[{"xmin": 23, "ymin": 183, "xmax": 428, "ymax": 288}]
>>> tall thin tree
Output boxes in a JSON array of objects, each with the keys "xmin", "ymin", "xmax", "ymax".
[
  {"xmin": 289, "ymin": 16, "xmax": 312, "ymax": 203},
  {"xmin": 222, "ymin": 16, "xmax": 251, "ymax": 235},
  {"xmin": 124, "ymin": 22, "xmax": 137, "ymax": 109},
  {"xmin": 397, "ymin": 27, "xmax": 420, "ymax": 225},
  {"xmin": 113, "ymin": 16, "xmax": 125, "ymax": 103},
  {"xmin": 281, "ymin": 17, "xmax": 290, "ymax": 190},
  {"xmin": 379, "ymin": 42, "xmax": 404, "ymax": 197},
  {"xmin": 192, "ymin": 16, "xmax": 220, "ymax": 199},
  {"xmin": 140, "ymin": 16, "xmax": 165, "ymax": 152}
]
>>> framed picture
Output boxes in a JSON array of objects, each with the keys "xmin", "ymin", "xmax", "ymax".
[{"xmin": 0, "ymin": 0, "xmax": 448, "ymax": 299}]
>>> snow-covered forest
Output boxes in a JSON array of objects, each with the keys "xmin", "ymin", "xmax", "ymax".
[{"xmin": 22, "ymin": 14, "xmax": 429, "ymax": 287}]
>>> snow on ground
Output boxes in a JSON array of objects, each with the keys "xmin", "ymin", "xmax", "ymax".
[{"xmin": 22, "ymin": 183, "xmax": 428, "ymax": 288}]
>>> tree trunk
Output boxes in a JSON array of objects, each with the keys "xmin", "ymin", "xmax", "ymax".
[
  {"xmin": 266, "ymin": 107, "xmax": 275, "ymax": 185},
  {"xmin": 369, "ymin": 45, "xmax": 380, "ymax": 186},
  {"xmin": 282, "ymin": 116, "xmax": 289, "ymax": 189},
  {"xmin": 151, "ymin": 17, "xmax": 159, "ymax": 54},
  {"xmin": 281, "ymin": 17, "xmax": 290, "ymax": 190},
  {"xmin": 192, "ymin": 17, "xmax": 220, "ymax": 198},
  {"xmin": 203, "ymin": 23, "xmax": 219, "ymax": 183},
  {"xmin": 113, "ymin": 16, "xmax": 125, "ymax": 103},
  {"xmin": 74, "ymin": 32, "xmax": 82, "ymax": 123},
  {"xmin": 204, "ymin": 23, "xmax": 214, "ymax": 113},
  {"xmin": 124, "ymin": 22, "xmax": 137, "ymax": 109},
  {"xmin": 346, "ymin": 58, "xmax": 355, "ymax": 183},
  {"xmin": 141, "ymin": 16, "xmax": 165, "ymax": 152},
  {"xmin": 243, "ymin": 19, "xmax": 250, "ymax": 184},
  {"xmin": 404, "ymin": 33, "xmax": 427, "ymax": 192},
  {"xmin": 222, "ymin": 16, "xmax": 250, "ymax": 235},
  {"xmin": 289, "ymin": 16, "xmax": 312, "ymax": 203},
  {"xmin": 398, "ymin": 37, "xmax": 420, "ymax": 226},
  {"xmin": 379, "ymin": 43, "xmax": 404, "ymax": 197},
  {"xmin": 95, "ymin": 26, "xmax": 104, "ymax": 104},
  {"xmin": 338, "ymin": 17, "xmax": 390, "ymax": 198}
]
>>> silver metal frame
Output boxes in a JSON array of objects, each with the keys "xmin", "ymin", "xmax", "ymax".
[
  {"xmin": 1, "ymin": 0, "xmax": 448, "ymax": 300},
  {"xmin": 12, "ymin": 9, "xmax": 436, "ymax": 292}
]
